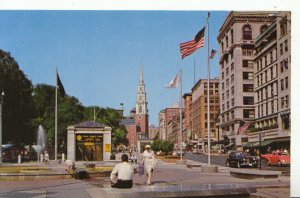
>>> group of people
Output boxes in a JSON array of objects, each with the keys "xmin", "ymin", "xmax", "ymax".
[
  {"xmin": 110, "ymin": 144, "xmax": 156, "ymax": 188},
  {"xmin": 40, "ymin": 151, "xmax": 49, "ymax": 164}
]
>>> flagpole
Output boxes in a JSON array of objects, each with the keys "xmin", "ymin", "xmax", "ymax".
[
  {"xmin": 55, "ymin": 67, "xmax": 58, "ymax": 161},
  {"xmin": 206, "ymin": 12, "xmax": 211, "ymax": 166},
  {"xmin": 179, "ymin": 68, "xmax": 183, "ymax": 161},
  {"xmin": 194, "ymin": 58, "xmax": 196, "ymax": 84}
]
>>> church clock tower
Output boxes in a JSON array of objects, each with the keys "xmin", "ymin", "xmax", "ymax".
[{"xmin": 135, "ymin": 64, "xmax": 149, "ymax": 133}]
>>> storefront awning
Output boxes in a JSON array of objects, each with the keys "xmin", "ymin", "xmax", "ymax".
[{"xmin": 243, "ymin": 140, "xmax": 274, "ymax": 148}]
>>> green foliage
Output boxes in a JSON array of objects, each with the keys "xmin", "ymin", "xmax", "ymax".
[
  {"xmin": 0, "ymin": 50, "xmax": 35, "ymax": 144},
  {"xmin": 151, "ymin": 139, "xmax": 174, "ymax": 155}
]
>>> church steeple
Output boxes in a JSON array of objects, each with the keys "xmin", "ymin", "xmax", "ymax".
[
  {"xmin": 135, "ymin": 63, "xmax": 149, "ymax": 133},
  {"xmin": 139, "ymin": 63, "xmax": 144, "ymax": 84}
]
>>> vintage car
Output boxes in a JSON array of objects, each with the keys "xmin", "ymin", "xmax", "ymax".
[
  {"xmin": 226, "ymin": 151, "xmax": 258, "ymax": 168},
  {"xmin": 261, "ymin": 152, "xmax": 290, "ymax": 166}
]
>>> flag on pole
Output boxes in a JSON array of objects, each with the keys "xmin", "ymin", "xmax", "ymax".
[
  {"xmin": 165, "ymin": 73, "xmax": 180, "ymax": 88},
  {"xmin": 210, "ymin": 49, "xmax": 217, "ymax": 59},
  {"xmin": 180, "ymin": 27, "xmax": 205, "ymax": 59},
  {"xmin": 237, "ymin": 121, "xmax": 252, "ymax": 135},
  {"xmin": 57, "ymin": 72, "xmax": 66, "ymax": 97}
]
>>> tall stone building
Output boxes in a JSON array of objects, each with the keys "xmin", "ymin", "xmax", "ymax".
[
  {"xmin": 248, "ymin": 11, "xmax": 291, "ymax": 146},
  {"xmin": 135, "ymin": 64, "xmax": 149, "ymax": 133},
  {"xmin": 158, "ymin": 105, "xmax": 180, "ymax": 141},
  {"xmin": 148, "ymin": 124, "xmax": 159, "ymax": 139},
  {"xmin": 183, "ymin": 93, "xmax": 192, "ymax": 143},
  {"xmin": 191, "ymin": 78, "xmax": 219, "ymax": 150},
  {"xmin": 217, "ymin": 11, "xmax": 275, "ymax": 146}
]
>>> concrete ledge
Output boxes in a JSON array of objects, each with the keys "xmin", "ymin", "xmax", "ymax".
[
  {"xmin": 96, "ymin": 183, "xmax": 256, "ymax": 198},
  {"xmin": 0, "ymin": 173, "xmax": 72, "ymax": 181},
  {"xmin": 201, "ymin": 165, "xmax": 218, "ymax": 173},
  {"xmin": 186, "ymin": 163, "xmax": 202, "ymax": 168},
  {"xmin": 229, "ymin": 168, "xmax": 281, "ymax": 180},
  {"xmin": 175, "ymin": 159, "xmax": 186, "ymax": 165}
]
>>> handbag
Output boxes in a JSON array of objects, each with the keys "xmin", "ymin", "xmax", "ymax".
[{"xmin": 138, "ymin": 163, "xmax": 144, "ymax": 176}]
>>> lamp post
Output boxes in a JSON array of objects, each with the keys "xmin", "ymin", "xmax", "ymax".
[{"xmin": 0, "ymin": 91, "xmax": 4, "ymax": 164}]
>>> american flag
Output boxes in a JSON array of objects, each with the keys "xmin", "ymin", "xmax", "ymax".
[
  {"xmin": 180, "ymin": 27, "xmax": 205, "ymax": 59},
  {"xmin": 237, "ymin": 121, "xmax": 252, "ymax": 135},
  {"xmin": 210, "ymin": 49, "xmax": 217, "ymax": 59}
]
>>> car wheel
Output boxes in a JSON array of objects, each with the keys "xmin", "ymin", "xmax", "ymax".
[
  {"xmin": 277, "ymin": 161, "xmax": 282, "ymax": 167},
  {"xmin": 226, "ymin": 161, "xmax": 230, "ymax": 167},
  {"xmin": 237, "ymin": 161, "xmax": 241, "ymax": 168}
]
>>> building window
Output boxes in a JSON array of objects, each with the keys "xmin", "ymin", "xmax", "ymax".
[
  {"xmin": 280, "ymin": 43, "xmax": 283, "ymax": 55},
  {"xmin": 231, "ymin": 86, "xmax": 234, "ymax": 95},
  {"xmin": 258, "ymin": 106, "xmax": 261, "ymax": 117},
  {"xmin": 222, "ymin": 72, "xmax": 224, "ymax": 80},
  {"xmin": 231, "ymin": 63, "xmax": 234, "ymax": 71},
  {"xmin": 257, "ymin": 91, "xmax": 260, "ymax": 101},
  {"xmin": 243, "ymin": 97, "xmax": 254, "ymax": 105},
  {"xmin": 226, "ymin": 68, "xmax": 229, "ymax": 76},
  {"xmin": 222, "ymin": 93, "xmax": 224, "ymax": 100},
  {"xmin": 266, "ymin": 102, "xmax": 269, "ymax": 115},
  {"xmin": 243, "ymin": 72, "xmax": 253, "ymax": 80},
  {"xmin": 285, "ymin": 95, "xmax": 289, "ymax": 107},
  {"xmin": 265, "ymin": 87, "xmax": 268, "ymax": 99},
  {"xmin": 261, "ymin": 104, "xmax": 264, "ymax": 116},
  {"xmin": 243, "ymin": 84, "xmax": 254, "ymax": 92},
  {"xmin": 265, "ymin": 70, "xmax": 268, "ymax": 83},
  {"xmin": 243, "ymin": 24, "xmax": 252, "ymax": 40},
  {"xmin": 231, "ymin": 98, "xmax": 235, "ymax": 106},
  {"xmin": 284, "ymin": 39, "xmax": 288, "ymax": 52},
  {"xmin": 243, "ymin": 60, "xmax": 253, "ymax": 68},
  {"xmin": 231, "ymin": 29, "xmax": 234, "ymax": 44},
  {"xmin": 264, "ymin": 55, "xmax": 268, "ymax": 66},
  {"xmin": 260, "ymin": 24, "xmax": 268, "ymax": 33},
  {"xmin": 280, "ymin": 61, "xmax": 284, "ymax": 73},
  {"xmin": 222, "ymin": 104, "xmax": 225, "ymax": 111},
  {"xmin": 270, "ymin": 67, "xmax": 273, "ymax": 79},
  {"xmin": 285, "ymin": 77, "xmax": 288, "ymax": 89},
  {"xmin": 281, "ymin": 79, "xmax": 284, "ymax": 91},
  {"xmin": 270, "ymin": 51, "xmax": 273, "ymax": 63},
  {"xmin": 284, "ymin": 58, "xmax": 288, "ymax": 70},
  {"xmin": 231, "ymin": 111, "xmax": 234, "ymax": 119},
  {"xmin": 243, "ymin": 109, "xmax": 255, "ymax": 118},
  {"xmin": 271, "ymin": 100, "xmax": 274, "ymax": 114},
  {"xmin": 271, "ymin": 85, "xmax": 274, "ymax": 96},
  {"xmin": 226, "ymin": 90, "xmax": 229, "ymax": 99},
  {"xmin": 281, "ymin": 97, "xmax": 285, "ymax": 108},
  {"xmin": 221, "ymin": 42, "xmax": 224, "ymax": 53},
  {"xmin": 226, "ymin": 36, "xmax": 229, "ymax": 47},
  {"xmin": 222, "ymin": 82, "xmax": 224, "ymax": 90},
  {"xmin": 280, "ymin": 18, "xmax": 287, "ymax": 37},
  {"xmin": 257, "ymin": 76, "xmax": 260, "ymax": 86},
  {"xmin": 231, "ymin": 74, "xmax": 234, "ymax": 83},
  {"xmin": 242, "ymin": 48, "xmax": 253, "ymax": 56},
  {"xmin": 227, "ymin": 101, "xmax": 229, "ymax": 109},
  {"xmin": 226, "ymin": 79, "xmax": 229, "ymax": 88}
]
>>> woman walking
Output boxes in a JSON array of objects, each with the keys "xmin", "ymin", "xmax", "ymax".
[{"xmin": 142, "ymin": 145, "xmax": 156, "ymax": 185}]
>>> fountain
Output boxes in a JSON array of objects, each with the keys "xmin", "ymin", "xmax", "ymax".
[{"xmin": 32, "ymin": 125, "xmax": 47, "ymax": 162}]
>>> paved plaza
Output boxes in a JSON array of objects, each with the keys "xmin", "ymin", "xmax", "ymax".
[{"xmin": 0, "ymin": 153, "xmax": 290, "ymax": 198}]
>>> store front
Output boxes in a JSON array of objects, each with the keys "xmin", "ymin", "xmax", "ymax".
[{"xmin": 67, "ymin": 121, "xmax": 112, "ymax": 161}]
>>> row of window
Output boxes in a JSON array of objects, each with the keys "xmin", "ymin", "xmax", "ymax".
[
  {"xmin": 221, "ymin": 109, "xmax": 254, "ymax": 123},
  {"xmin": 256, "ymin": 64, "xmax": 278, "ymax": 87},
  {"xmin": 279, "ymin": 39, "xmax": 289, "ymax": 55},
  {"xmin": 256, "ymin": 48, "xmax": 277, "ymax": 71},
  {"xmin": 257, "ymin": 82, "xmax": 277, "ymax": 101},
  {"xmin": 280, "ymin": 77, "xmax": 289, "ymax": 91},
  {"xmin": 257, "ymin": 99, "xmax": 277, "ymax": 118}
]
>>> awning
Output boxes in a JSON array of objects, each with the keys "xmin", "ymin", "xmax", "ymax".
[{"xmin": 243, "ymin": 140, "xmax": 275, "ymax": 148}]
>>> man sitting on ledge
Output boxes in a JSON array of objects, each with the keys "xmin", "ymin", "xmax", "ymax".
[{"xmin": 110, "ymin": 154, "xmax": 134, "ymax": 188}]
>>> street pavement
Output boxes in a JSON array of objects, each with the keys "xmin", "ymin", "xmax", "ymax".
[{"xmin": 0, "ymin": 152, "xmax": 291, "ymax": 198}]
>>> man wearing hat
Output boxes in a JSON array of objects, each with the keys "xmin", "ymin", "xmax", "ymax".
[{"xmin": 142, "ymin": 145, "xmax": 156, "ymax": 185}]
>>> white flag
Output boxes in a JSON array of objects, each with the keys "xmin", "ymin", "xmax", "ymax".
[{"xmin": 165, "ymin": 73, "xmax": 180, "ymax": 88}]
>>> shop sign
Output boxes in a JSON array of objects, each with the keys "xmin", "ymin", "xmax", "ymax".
[
  {"xmin": 76, "ymin": 134, "xmax": 103, "ymax": 142},
  {"xmin": 104, "ymin": 144, "xmax": 111, "ymax": 152}
]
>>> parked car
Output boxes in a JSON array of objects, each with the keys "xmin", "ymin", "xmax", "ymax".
[
  {"xmin": 226, "ymin": 151, "xmax": 258, "ymax": 168},
  {"xmin": 261, "ymin": 152, "xmax": 290, "ymax": 166}
]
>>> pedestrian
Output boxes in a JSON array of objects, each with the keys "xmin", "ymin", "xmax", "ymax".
[
  {"xmin": 110, "ymin": 154, "xmax": 134, "ymax": 189},
  {"xmin": 44, "ymin": 151, "xmax": 49, "ymax": 164},
  {"xmin": 142, "ymin": 145, "xmax": 157, "ymax": 185},
  {"xmin": 40, "ymin": 152, "xmax": 44, "ymax": 163},
  {"xmin": 65, "ymin": 159, "xmax": 76, "ymax": 172},
  {"xmin": 90, "ymin": 148, "xmax": 94, "ymax": 161},
  {"xmin": 130, "ymin": 154, "xmax": 134, "ymax": 164}
]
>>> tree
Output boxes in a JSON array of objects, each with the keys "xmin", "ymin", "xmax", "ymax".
[
  {"xmin": 0, "ymin": 49, "xmax": 35, "ymax": 144},
  {"xmin": 151, "ymin": 139, "xmax": 174, "ymax": 155}
]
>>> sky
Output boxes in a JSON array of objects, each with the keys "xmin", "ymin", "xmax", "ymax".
[{"xmin": 0, "ymin": 10, "xmax": 228, "ymax": 125}]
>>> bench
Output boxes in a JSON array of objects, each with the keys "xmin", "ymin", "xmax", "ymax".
[
  {"xmin": 230, "ymin": 168, "xmax": 281, "ymax": 180},
  {"xmin": 93, "ymin": 183, "xmax": 256, "ymax": 198}
]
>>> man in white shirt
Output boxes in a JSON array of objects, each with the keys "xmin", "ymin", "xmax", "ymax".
[{"xmin": 110, "ymin": 154, "xmax": 134, "ymax": 188}]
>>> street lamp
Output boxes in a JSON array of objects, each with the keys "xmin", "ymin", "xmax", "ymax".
[{"xmin": 0, "ymin": 91, "xmax": 4, "ymax": 164}]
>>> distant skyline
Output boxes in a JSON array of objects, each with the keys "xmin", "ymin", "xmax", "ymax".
[{"xmin": 1, "ymin": 11, "xmax": 231, "ymax": 125}]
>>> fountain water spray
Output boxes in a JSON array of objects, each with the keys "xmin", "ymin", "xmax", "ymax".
[{"xmin": 32, "ymin": 125, "xmax": 47, "ymax": 162}]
